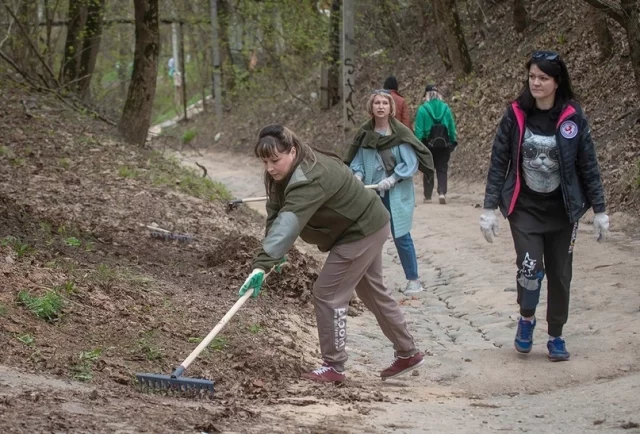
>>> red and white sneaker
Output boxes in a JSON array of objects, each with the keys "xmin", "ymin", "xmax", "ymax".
[
  {"xmin": 301, "ymin": 363, "xmax": 346, "ymax": 383},
  {"xmin": 380, "ymin": 352, "xmax": 424, "ymax": 380}
]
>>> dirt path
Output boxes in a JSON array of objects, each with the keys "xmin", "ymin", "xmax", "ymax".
[
  {"xmin": 178, "ymin": 149, "xmax": 640, "ymax": 433},
  {"xmin": 2, "ymin": 147, "xmax": 637, "ymax": 433}
]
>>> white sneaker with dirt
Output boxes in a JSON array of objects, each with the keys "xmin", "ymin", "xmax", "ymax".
[
  {"xmin": 404, "ymin": 280, "xmax": 423, "ymax": 295},
  {"xmin": 423, "ymin": 197, "xmax": 433, "ymax": 204},
  {"xmin": 439, "ymin": 194, "xmax": 446, "ymax": 204}
]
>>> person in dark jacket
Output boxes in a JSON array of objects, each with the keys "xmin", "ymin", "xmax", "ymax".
[
  {"xmin": 479, "ymin": 51, "xmax": 609, "ymax": 362},
  {"xmin": 239, "ymin": 124, "xmax": 424, "ymax": 383},
  {"xmin": 383, "ymin": 76, "xmax": 412, "ymax": 129}
]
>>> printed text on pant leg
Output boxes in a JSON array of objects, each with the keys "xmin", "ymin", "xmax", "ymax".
[{"xmin": 334, "ymin": 308, "xmax": 348, "ymax": 351}]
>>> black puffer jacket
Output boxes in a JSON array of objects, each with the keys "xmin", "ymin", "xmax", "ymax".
[{"xmin": 483, "ymin": 101, "xmax": 606, "ymax": 223}]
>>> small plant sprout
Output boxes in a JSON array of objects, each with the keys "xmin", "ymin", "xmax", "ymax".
[
  {"xmin": 54, "ymin": 280, "xmax": 76, "ymax": 295},
  {"xmin": 248, "ymin": 323, "xmax": 264, "ymax": 334},
  {"xmin": 15, "ymin": 333, "xmax": 35, "ymax": 346},
  {"xmin": 71, "ymin": 348, "xmax": 103, "ymax": 382},
  {"xmin": 181, "ymin": 129, "xmax": 198, "ymax": 144},
  {"xmin": 64, "ymin": 237, "xmax": 82, "ymax": 247}
]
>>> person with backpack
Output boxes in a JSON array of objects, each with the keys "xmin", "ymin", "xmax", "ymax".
[
  {"xmin": 414, "ymin": 84, "xmax": 458, "ymax": 204},
  {"xmin": 240, "ymin": 124, "xmax": 425, "ymax": 383},
  {"xmin": 344, "ymin": 90, "xmax": 434, "ymax": 295},
  {"xmin": 383, "ymin": 76, "xmax": 412, "ymax": 128},
  {"xmin": 480, "ymin": 51, "xmax": 609, "ymax": 361}
]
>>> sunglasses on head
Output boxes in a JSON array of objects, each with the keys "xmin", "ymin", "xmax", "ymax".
[
  {"xmin": 531, "ymin": 50, "xmax": 560, "ymax": 61},
  {"xmin": 371, "ymin": 89, "xmax": 391, "ymax": 94}
]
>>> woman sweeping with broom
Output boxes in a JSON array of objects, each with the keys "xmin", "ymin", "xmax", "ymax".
[{"xmin": 238, "ymin": 124, "xmax": 424, "ymax": 383}]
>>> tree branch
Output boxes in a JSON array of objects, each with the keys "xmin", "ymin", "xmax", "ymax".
[
  {"xmin": 2, "ymin": 1, "xmax": 61, "ymax": 87},
  {"xmin": 581, "ymin": 0, "xmax": 626, "ymax": 26},
  {"xmin": 0, "ymin": 48, "xmax": 39, "ymax": 88}
]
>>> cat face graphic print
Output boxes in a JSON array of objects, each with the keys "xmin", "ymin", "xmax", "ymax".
[{"xmin": 522, "ymin": 127, "xmax": 560, "ymax": 193}]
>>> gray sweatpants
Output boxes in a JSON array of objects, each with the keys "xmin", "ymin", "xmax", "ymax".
[{"xmin": 312, "ymin": 222, "xmax": 418, "ymax": 371}]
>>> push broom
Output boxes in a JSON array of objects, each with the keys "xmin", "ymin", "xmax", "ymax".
[{"xmin": 136, "ymin": 264, "xmax": 284, "ymax": 396}]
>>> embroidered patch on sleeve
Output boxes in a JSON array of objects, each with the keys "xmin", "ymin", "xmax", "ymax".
[{"xmin": 560, "ymin": 120, "xmax": 578, "ymax": 139}]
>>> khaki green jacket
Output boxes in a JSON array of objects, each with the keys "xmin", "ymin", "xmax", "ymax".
[{"xmin": 253, "ymin": 152, "xmax": 389, "ymax": 271}]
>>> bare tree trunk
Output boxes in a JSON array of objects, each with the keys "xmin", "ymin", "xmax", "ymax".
[
  {"xmin": 117, "ymin": 28, "xmax": 128, "ymax": 101},
  {"xmin": 441, "ymin": 0, "xmax": 473, "ymax": 75},
  {"xmin": 581, "ymin": 0, "xmax": 640, "ymax": 95},
  {"xmin": 431, "ymin": 0, "xmax": 453, "ymax": 71},
  {"xmin": 210, "ymin": 0, "xmax": 223, "ymax": 121},
  {"xmin": 325, "ymin": 0, "xmax": 341, "ymax": 108},
  {"xmin": 513, "ymin": 0, "xmax": 528, "ymax": 33},
  {"xmin": 218, "ymin": 0, "xmax": 235, "ymax": 92},
  {"xmin": 8, "ymin": 1, "xmax": 39, "ymax": 75},
  {"xmin": 77, "ymin": 0, "xmax": 105, "ymax": 101},
  {"xmin": 589, "ymin": 7, "xmax": 614, "ymax": 62},
  {"xmin": 118, "ymin": 0, "xmax": 160, "ymax": 146},
  {"xmin": 60, "ymin": 0, "xmax": 87, "ymax": 86},
  {"xmin": 621, "ymin": 0, "xmax": 640, "ymax": 95}
]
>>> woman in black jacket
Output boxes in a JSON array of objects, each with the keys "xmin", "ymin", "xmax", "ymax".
[{"xmin": 479, "ymin": 51, "xmax": 609, "ymax": 361}]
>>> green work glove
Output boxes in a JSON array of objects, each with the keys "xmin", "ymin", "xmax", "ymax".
[
  {"xmin": 238, "ymin": 269, "xmax": 265, "ymax": 298},
  {"xmin": 274, "ymin": 256, "xmax": 287, "ymax": 273}
]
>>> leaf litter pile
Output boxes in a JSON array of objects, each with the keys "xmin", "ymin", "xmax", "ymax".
[{"xmin": 0, "ymin": 85, "xmax": 387, "ymax": 432}]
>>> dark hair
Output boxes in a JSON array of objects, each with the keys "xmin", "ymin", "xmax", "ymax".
[
  {"xmin": 383, "ymin": 76, "xmax": 398, "ymax": 91},
  {"xmin": 516, "ymin": 51, "xmax": 575, "ymax": 118},
  {"xmin": 254, "ymin": 124, "xmax": 339, "ymax": 198}
]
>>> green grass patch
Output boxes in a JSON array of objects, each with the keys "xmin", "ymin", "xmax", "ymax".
[
  {"xmin": 146, "ymin": 152, "xmax": 231, "ymax": 201},
  {"xmin": 188, "ymin": 336, "xmax": 228, "ymax": 352},
  {"xmin": 118, "ymin": 166, "xmax": 140, "ymax": 179},
  {"xmin": 93, "ymin": 264, "xmax": 117, "ymax": 289},
  {"xmin": 70, "ymin": 348, "xmax": 103, "ymax": 382},
  {"xmin": 1, "ymin": 236, "xmax": 32, "ymax": 258},
  {"xmin": 0, "ymin": 304, "xmax": 7, "ymax": 316},
  {"xmin": 10, "ymin": 157, "xmax": 25, "ymax": 167},
  {"xmin": 58, "ymin": 158, "xmax": 71, "ymax": 170},
  {"xmin": 248, "ymin": 323, "xmax": 264, "ymax": 334},
  {"xmin": 15, "ymin": 333, "xmax": 35, "ymax": 346},
  {"xmin": 181, "ymin": 129, "xmax": 198, "ymax": 144},
  {"xmin": 54, "ymin": 280, "xmax": 76, "ymax": 295},
  {"xmin": 17, "ymin": 290, "xmax": 63, "ymax": 322},
  {"xmin": 64, "ymin": 237, "xmax": 82, "ymax": 247},
  {"xmin": 134, "ymin": 332, "xmax": 164, "ymax": 361}
]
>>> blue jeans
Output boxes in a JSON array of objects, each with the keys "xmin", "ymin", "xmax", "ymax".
[{"xmin": 381, "ymin": 193, "xmax": 419, "ymax": 281}]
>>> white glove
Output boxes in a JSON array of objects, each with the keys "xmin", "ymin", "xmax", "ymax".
[
  {"xmin": 354, "ymin": 172, "xmax": 363, "ymax": 182},
  {"xmin": 376, "ymin": 176, "xmax": 397, "ymax": 192},
  {"xmin": 479, "ymin": 209, "xmax": 499, "ymax": 243},
  {"xmin": 593, "ymin": 212, "xmax": 609, "ymax": 241}
]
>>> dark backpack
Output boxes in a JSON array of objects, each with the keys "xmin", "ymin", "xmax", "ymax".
[{"xmin": 424, "ymin": 106, "xmax": 450, "ymax": 149}]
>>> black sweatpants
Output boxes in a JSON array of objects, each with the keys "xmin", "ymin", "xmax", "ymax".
[
  {"xmin": 423, "ymin": 147, "xmax": 451, "ymax": 199},
  {"xmin": 508, "ymin": 191, "xmax": 578, "ymax": 337}
]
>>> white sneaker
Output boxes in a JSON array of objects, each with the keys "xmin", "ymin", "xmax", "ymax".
[
  {"xmin": 439, "ymin": 195, "xmax": 446, "ymax": 204},
  {"xmin": 404, "ymin": 280, "xmax": 424, "ymax": 295}
]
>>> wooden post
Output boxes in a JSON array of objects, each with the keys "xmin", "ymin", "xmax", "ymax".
[
  {"xmin": 209, "ymin": 0, "xmax": 223, "ymax": 123},
  {"xmin": 342, "ymin": 0, "xmax": 356, "ymax": 145},
  {"xmin": 320, "ymin": 65, "xmax": 329, "ymax": 109},
  {"xmin": 179, "ymin": 21, "xmax": 188, "ymax": 120}
]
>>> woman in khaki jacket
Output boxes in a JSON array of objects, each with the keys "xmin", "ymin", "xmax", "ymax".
[{"xmin": 238, "ymin": 124, "xmax": 424, "ymax": 383}]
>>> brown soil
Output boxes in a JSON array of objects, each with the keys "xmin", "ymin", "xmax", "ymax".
[{"xmin": 0, "ymin": 84, "xmax": 383, "ymax": 433}]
